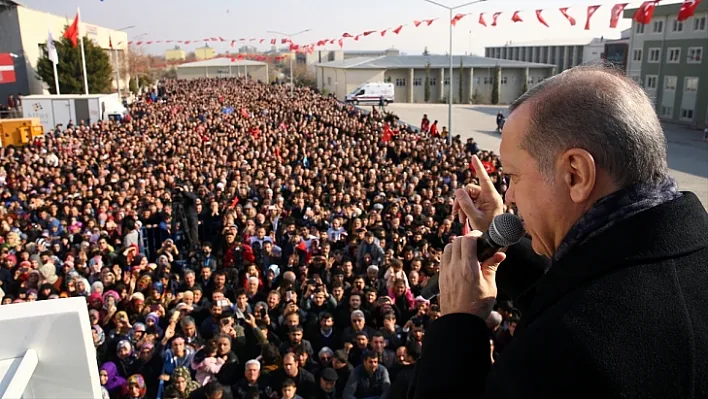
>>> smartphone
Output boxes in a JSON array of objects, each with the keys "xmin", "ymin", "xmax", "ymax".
[
  {"xmin": 217, "ymin": 299, "xmax": 227, "ymax": 307},
  {"xmin": 260, "ymin": 308, "xmax": 267, "ymax": 318}
]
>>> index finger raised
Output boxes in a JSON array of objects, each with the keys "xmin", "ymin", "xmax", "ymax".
[{"xmin": 471, "ymin": 155, "xmax": 496, "ymax": 191}]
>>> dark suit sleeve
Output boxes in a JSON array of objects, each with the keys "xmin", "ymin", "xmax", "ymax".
[{"xmin": 412, "ymin": 314, "xmax": 491, "ymax": 399}]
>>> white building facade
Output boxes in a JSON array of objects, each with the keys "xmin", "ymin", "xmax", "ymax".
[{"xmin": 0, "ymin": 0, "xmax": 129, "ymax": 100}]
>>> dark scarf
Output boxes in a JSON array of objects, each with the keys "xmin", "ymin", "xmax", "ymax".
[{"xmin": 553, "ymin": 177, "xmax": 682, "ymax": 263}]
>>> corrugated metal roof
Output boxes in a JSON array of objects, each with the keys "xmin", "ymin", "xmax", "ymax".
[
  {"xmin": 177, "ymin": 58, "xmax": 267, "ymax": 68},
  {"xmin": 485, "ymin": 37, "xmax": 605, "ymax": 48},
  {"xmin": 317, "ymin": 55, "xmax": 555, "ymax": 69}
]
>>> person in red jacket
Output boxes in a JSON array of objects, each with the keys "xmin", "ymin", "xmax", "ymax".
[{"xmin": 420, "ymin": 114, "xmax": 430, "ymax": 133}]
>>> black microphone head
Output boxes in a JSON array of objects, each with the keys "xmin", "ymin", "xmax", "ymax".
[{"xmin": 488, "ymin": 213, "xmax": 525, "ymax": 247}]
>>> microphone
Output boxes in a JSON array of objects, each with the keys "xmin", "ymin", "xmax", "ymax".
[{"xmin": 421, "ymin": 213, "xmax": 525, "ymax": 300}]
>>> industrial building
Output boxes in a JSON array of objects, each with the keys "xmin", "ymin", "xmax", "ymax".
[
  {"xmin": 176, "ymin": 58, "xmax": 268, "ymax": 82},
  {"xmin": 0, "ymin": 0, "xmax": 129, "ymax": 100},
  {"xmin": 484, "ymin": 37, "xmax": 608, "ymax": 73},
  {"xmin": 316, "ymin": 55, "xmax": 556, "ymax": 104},
  {"xmin": 165, "ymin": 47, "xmax": 186, "ymax": 62},
  {"xmin": 194, "ymin": 45, "xmax": 216, "ymax": 61},
  {"xmin": 625, "ymin": 1, "xmax": 707, "ymax": 128}
]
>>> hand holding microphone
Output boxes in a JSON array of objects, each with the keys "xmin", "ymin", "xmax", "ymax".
[{"xmin": 430, "ymin": 155, "xmax": 525, "ymax": 319}]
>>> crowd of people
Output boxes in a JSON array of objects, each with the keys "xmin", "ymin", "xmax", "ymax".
[{"xmin": 0, "ymin": 77, "xmax": 514, "ymax": 399}]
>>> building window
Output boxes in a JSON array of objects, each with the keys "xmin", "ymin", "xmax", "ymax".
[
  {"xmin": 672, "ymin": 19, "xmax": 684, "ymax": 32},
  {"xmin": 645, "ymin": 75, "xmax": 658, "ymax": 89},
  {"xmin": 430, "ymin": 77, "xmax": 437, "ymax": 86},
  {"xmin": 660, "ymin": 106, "xmax": 673, "ymax": 117},
  {"xmin": 630, "ymin": 75, "xmax": 641, "ymax": 85},
  {"xmin": 684, "ymin": 77, "xmax": 699, "ymax": 92},
  {"xmin": 694, "ymin": 16, "xmax": 706, "ymax": 31},
  {"xmin": 327, "ymin": 77, "xmax": 332, "ymax": 86},
  {"xmin": 632, "ymin": 49, "xmax": 642, "ymax": 61},
  {"xmin": 413, "ymin": 78, "xmax": 422, "ymax": 86},
  {"xmin": 667, "ymin": 48, "xmax": 681, "ymax": 63},
  {"xmin": 501, "ymin": 76, "xmax": 508, "ymax": 84},
  {"xmin": 395, "ymin": 78, "xmax": 406, "ymax": 87},
  {"xmin": 444, "ymin": 77, "xmax": 450, "ymax": 85},
  {"xmin": 687, "ymin": 47, "xmax": 703, "ymax": 63},
  {"xmin": 652, "ymin": 20, "xmax": 663, "ymax": 33},
  {"xmin": 681, "ymin": 108, "xmax": 694, "ymax": 120},
  {"xmin": 483, "ymin": 77, "xmax": 490, "ymax": 84},
  {"xmin": 648, "ymin": 48, "xmax": 661, "ymax": 63},
  {"xmin": 635, "ymin": 23, "xmax": 645, "ymax": 34},
  {"xmin": 664, "ymin": 75, "xmax": 677, "ymax": 90}
]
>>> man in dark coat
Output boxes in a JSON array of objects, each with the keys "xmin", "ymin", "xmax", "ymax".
[{"xmin": 413, "ymin": 66, "xmax": 708, "ymax": 399}]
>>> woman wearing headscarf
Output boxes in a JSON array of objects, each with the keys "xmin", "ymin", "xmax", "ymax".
[
  {"xmin": 121, "ymin": 374, "xmax": 147, "ymax": 399},
  {"xmin": 167, "ymin": 366, "xmax": 200, "ymax": 399},
  {"xmin": 114, "ymin": 339, "xmax": 139, "ymax": 378},
  {"xmin": 93, "ymin": 324, "xmax": 109, "ymax": 364},
  {"xmin": 99, "ymin": 362, "xmax": 126, "ymax": 399}
]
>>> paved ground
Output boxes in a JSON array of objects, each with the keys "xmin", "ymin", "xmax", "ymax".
[{"xmin": 385, "ymin": 103, "xmax": 708, "ymax": 209}]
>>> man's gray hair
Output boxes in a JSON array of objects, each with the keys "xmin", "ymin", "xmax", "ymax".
[
  {"xmin": 509, "ymin": 64, "xmax": 668, "ymax": 188},
  {"xmin": 245, "ymin": 359, "xmax": 261, "ymax": 370},
  {"xmin": 180, "ymin": 316, "xmax": 195, "ymax": 327}
]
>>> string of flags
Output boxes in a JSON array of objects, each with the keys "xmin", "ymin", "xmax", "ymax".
[{"xmin": 124, "ymin": 0, "xmax": 703, "ymax": 55}]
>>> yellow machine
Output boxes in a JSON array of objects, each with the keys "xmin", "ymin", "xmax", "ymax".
[{"xmin": 0, "ymin": 118, "xmax": 44, "ymax": 147}]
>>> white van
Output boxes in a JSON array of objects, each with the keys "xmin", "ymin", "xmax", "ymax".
[{"xmin": 345, "ymin": 83, "xmax": 394, "ymax": 104}]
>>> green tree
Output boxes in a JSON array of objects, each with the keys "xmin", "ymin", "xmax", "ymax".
[
  {"xmin": 424, "ymin": 61, "xmax": 431, "ymax": 102},
  {"xmin": 37, "ymin": 34, "xmax": 113, "ymax": 94},
  {"xmin": 491, "ymin": 65, "xmax": 501, "ymax": 105},
  {"xmin": 128, "ymin": 77, "xmax": 138, "ymax": 93}
]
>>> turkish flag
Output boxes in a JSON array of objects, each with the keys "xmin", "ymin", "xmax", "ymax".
[
  {"xmin": 511, "ymin": 11, "xmax": 523, "ymax": 22},
  {"xmin": 289, "ymin": 43, "xmax": 299, "ymax": 51},
  {"xmin": 342, "ymin": 32, "xmax": 354, "ymax": 37},
  {"xmin": 281, "ymin": 38, "xmax": 290, "ymax": 44},
  {"xmin": 451, "ymin": 13, "xmax": 467, "ymax": 26},
  {"xmin": 380, "ymin": 30, "xmax": 387, "ymax": 36},
  {"xmin": 393, "ymin": 25, "xmax": 403, "ymax": 34},
  {"xmin": 677, "ymin": 0, "xmax": 701, "ymax": 21},
  {"xmin": 63, "ymin": 13, "xmax": 80, "ymax": 47},
  {"xmin": 479, "ymin": 13, "xmax": 487, "ymax": 26},
  {"xmin": 425, "ymin": 19, "xmax": 435, "ymax": 26},
  {"xmin": 634, "ymin": 1, "xmax": 659, "ymax": 24},
  {"xmin": 0, "ymin": 53, "xmax": 16, "ymax": 84},
  {"xmin": 559, "ymin": 7, "xmax": 577, "ymax": 26},
  {"xmin": 271, "ymin": 38, "xmax": 276, "ymax": 45},
  {"xmin": 536, "ymin": 10, "xmax": 549, "ymax": 27},
  {"xmin": 363, "ymin": 30, "xmax": 376, "ymax": 36},
  {"xmin": 413, "ymin": 20, "xmax": 423, "ymax": 27},
  {"xmin": 610, "ymin": 3, "xmax": 629, "ymax": 28},
  {"xmin": 491, "ymin": 12, "xmax": 502, "ymax": 26},
  {"xmin": 585, "ymin": 5, "xmax": 601, "ymax": 30},
  {"xmin": 338, "ymin": 39, "xmax": 344, "ymax": 48}
]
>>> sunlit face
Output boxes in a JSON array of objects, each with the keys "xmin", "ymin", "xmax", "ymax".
[
  {"xmin": 245, "ymin": 363, "xmax": 259, "ymax": 382},
  {"xmin": 175, "ymin": 376, "xmax": 186, "ymax": 392},
  {"xmin": 128, "ymin": 383, "xmax": 141, "ymax": 397},
  {"xmin": 283, "ymin": 356, "xmax": 298, "ymax": 377},
  {"xmin": 500, "ymin": 103, "xmax": 567, "ymax": 257},
  {"xmin": 100, "ymin": 370, "xmax": 108, "ymax": 385},
  {"xmin": 363, "ymin": 357, "xmax": 379, "ymax": 374}
]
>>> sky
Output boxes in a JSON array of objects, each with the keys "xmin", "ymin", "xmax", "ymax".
[{"xmin": 19, "ymin": 0, "xmax": 687, "ymax": 55}]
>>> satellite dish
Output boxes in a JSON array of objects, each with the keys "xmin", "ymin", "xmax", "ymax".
[{"xmin": 0, "ymin": 297, "xmax": 101, "ymax": 399}]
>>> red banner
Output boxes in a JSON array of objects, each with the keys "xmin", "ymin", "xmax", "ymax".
[{"xmin": 0, "ymin": 53, "xmax": 16, "ymax": 84}]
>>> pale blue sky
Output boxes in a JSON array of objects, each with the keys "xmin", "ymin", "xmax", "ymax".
[{"xmin": 20, "ymin": 0, "xmax": 684, "ymax": 55}]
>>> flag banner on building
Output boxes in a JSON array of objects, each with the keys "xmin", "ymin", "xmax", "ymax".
[
  {"xmin": 0, "ymin": 53, "xmax": 16, "ymax": 84},
  {"xmin": 122, "ymin": 0, "xmax": 703, "ymax": 52}
]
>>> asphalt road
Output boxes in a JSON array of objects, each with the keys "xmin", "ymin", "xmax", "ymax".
[{"xmin": 384, "ymin": 103, "xmax": 708, "ymax": 209}]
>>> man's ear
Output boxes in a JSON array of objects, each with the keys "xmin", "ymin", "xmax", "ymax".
[{"xmin": 558, "ymin": 149, "xmax": 596, "ymax": 204}]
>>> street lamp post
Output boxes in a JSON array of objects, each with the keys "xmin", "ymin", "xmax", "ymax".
[
  {"xmin": 267, "ymin": 29, "xmax": 312, "ymax": 97},
  {"xmin": 424, "ymin": 0, "xmax": 486, "ymax": 145}
]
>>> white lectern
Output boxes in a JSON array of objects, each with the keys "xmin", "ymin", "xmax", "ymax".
[{"xmin": 0, "ymin": 297, "xmax": 102, "ymax": 399}]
